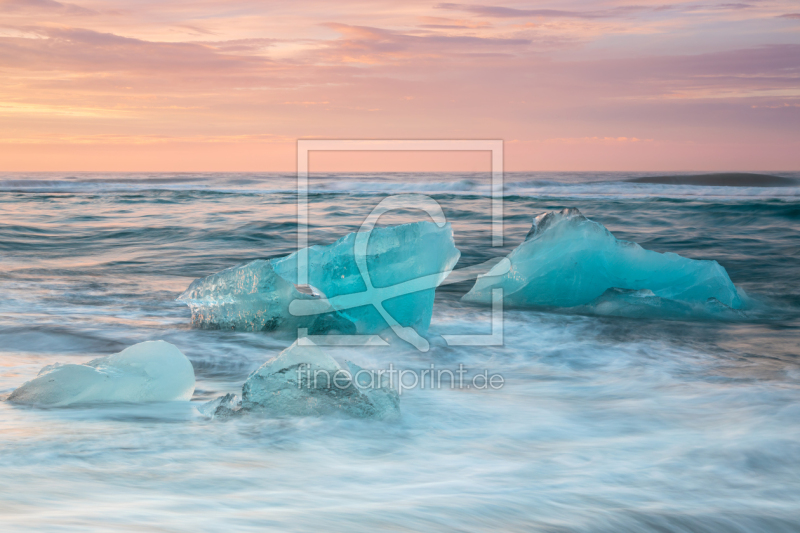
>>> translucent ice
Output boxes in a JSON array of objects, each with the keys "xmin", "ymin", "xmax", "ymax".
[
  {"xmin": 8, "ymin": 341, "xmax": 195, "ymax": 407},
  {"xmin": 198, "ymin": 393, "xmax": 241, "ymax": 419},
  {"xmin": 177, "ymin": 259, "xmax": 355, "ymax": 334},
  {"xmin": 464, "ymin": 208, "xmax": 743, "ymax": 309},
  {"xmin": 346, "ymin": 360, "xmax": 400, "ymax": 418},
  {"xmin": 240, "ymin": 340, "xmax": 400, "ymax": 420},
  {"xmin": 179, "ymin": 221, "xmax": 460, "ymax": 335}
]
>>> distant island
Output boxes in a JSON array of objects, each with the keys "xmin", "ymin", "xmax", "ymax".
[{"xmin": 627, "ymin": 173, "xmax": 797, "ymax": 187}]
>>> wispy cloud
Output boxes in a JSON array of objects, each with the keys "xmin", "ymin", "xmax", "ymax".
[
  {"xmin": 0, "ymin": 0, "xmax": 798, "ymax": 170},
  {"xmin": 321, "ymin": 22, "xmax": 530, "ymax": 61},
  {"xmin": 436, "ymin": 3, "xmax": 607, "ymax": 19},
  {"xmin": 0, "ymin": 0, "xmax": 96, "ymax": 16},
  {"xmin": 434, "ymin": 2, "xmax": 648, "ymax": 19},
  {"xmin": 0, "ymin": 26, "xmax": 273, "ymax": 73}
]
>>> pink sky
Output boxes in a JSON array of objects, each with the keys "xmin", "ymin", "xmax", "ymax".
[{"xmin": 0, "ymin": 0, "xmax": 798, "ymax": 171}]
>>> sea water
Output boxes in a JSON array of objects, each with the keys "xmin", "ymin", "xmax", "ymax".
[{"xmin": 1, "ymin": 172, "xmax": 799, "ymax": 532}]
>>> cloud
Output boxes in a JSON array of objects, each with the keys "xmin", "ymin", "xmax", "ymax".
[
  {"xmin": 546, "ymin": 43, "xmax": 800, "ymax": 83},
  {"xmin": 318, "ymin": 23, "xmax": 530, "ymax": 63},
  {"xmin": 324, "ymin": 22, "xmax": 530, "ymax": 46},
  {"xmin": 716, "ymin": 3, "xmax": 752, "ymax": 9},
  {"xmin": 540, "ymin": 136, "xmax": 653, "ymax": 144},
  {"xmin": 0, "ymin": 0, "xmax": 95, "ymax": 16},
  {"xmin": 0, "ymin": 26, "xmax": 273, "ymax": 74},
  {"xmin": 434, "ymin": 3, "xmax": 644, "ymax": 19},
  {"xmin": 1, "ymin": 0, "xmax": 799, "ymax": 171},
  {"xmin": 417, "ymin": 15, "xmax": 491, "ymax": 29},
  {"xmin": 0, "ymin": 132, "xmax": 295, "ymax": 144},
  {"xmin": 434, "ymin": 2, "xmax": 759, "ymax": 19},
  {"xmin": 193, "ymin": 37, "xmax": 280, "ymax": 53},
  {"xmin": 176, "ymin": 25, "xmax": 218, "ymax": 36}
]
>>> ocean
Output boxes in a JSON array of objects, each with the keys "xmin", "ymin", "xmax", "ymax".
[{"xmin": 1, "ymin": 171, "xmax": 799, "ymax": 532}]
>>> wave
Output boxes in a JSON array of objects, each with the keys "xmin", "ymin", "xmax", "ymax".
[{"xmin": 2, "ymin": 172, "xmax": 800, "ymax": 200}]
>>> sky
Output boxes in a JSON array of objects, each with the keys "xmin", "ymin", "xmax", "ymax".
[{"xmin": 0, "ymin": 0, "xmax": 798, "ymax": 171}]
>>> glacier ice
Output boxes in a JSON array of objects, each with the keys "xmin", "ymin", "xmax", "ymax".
[
  {"xmin": 345, "ymin": 360, "xmax": 400, "ymax": 418},
  {"xmin": 178, "ymin": 221, "xmax": 460, "ymax": 336},
  {"xmin": 239, "ymin": 340, "xmax": 400, "ymax": 420},
  {"xmin": 8, "ymin": 341, "xmax": 195, "ymax": 407},
  {"xmin": 198, "ymin": 393, "xmax": 241, "ymax": 419},
  {"xmin": 177, "ymin": 259, "xmax": 356, "ymax": 334},
  {"xmin": 463, "ymin": 208, "xmax": 743, "ymax": 310}
]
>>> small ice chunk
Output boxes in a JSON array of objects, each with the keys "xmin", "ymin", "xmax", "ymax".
[
  {"xmin": 178, "ymin": 221, "xmax": 460, "ymax": 335},
  {"xmin": 198, "ymin": 393, "xmax": 241, "ymax": 419},
  {"xmin": 8, "ymin": 341, "xmax": 195, "ymax": 407},
  {"xmin": 241, "ymin": 340, "xmax": 400, "ymax": 420},
  {"xmin": 464, "ymin": 208, "xmax": 743, "ymax": 309}
]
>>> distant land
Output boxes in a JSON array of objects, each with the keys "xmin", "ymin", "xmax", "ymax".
[{"xmin": 627, "ymin": 173, "xmax": 798, "ymax": 187}]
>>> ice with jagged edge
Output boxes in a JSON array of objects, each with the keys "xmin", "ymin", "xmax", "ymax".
[
  {"xmin": 200, "ymin": 340, "xmax": 399, "ymax": 420},
  {"xmin": 463, "ymin": 208, "xmax": 744, "ymax": 314},
  {"xmin": 178, "ymin": 221, "xmax": 460, "ymax": 334},
  {"xmin": 197, "ymin": 392, "xmax": 241, "ymax": 419},
  {"xmin": 8, "ymin": 341, "xmax": 196, "ymax": 407}
]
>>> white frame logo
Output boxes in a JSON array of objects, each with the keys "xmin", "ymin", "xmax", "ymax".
[{"xmin": 292, "ymin": 139, "xmax": 506, "ymax": 351}]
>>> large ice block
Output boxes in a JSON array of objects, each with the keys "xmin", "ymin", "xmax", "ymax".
[
  {"xmin": 8, "ymin": 341, "xmax": 196, "ymax": 407},
  {"xmin": 463, "ymin": 208, "xmax": 743, "ymax": 309},
  {"xmin": 179, "ymin": 221, "xmax": 460, "ymax": 335},
  {"xmin": 239, "ymin": 340, "xmax": 400, "ymax": 420}
]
